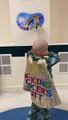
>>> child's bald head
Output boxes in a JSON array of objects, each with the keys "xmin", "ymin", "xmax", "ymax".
[{"xmin": 32, "ymin": 39, "xmax": 49, "ymax": 57}]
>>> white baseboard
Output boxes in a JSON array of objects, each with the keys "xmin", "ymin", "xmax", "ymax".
[
  {"xmin": 1, "ymin": 84, "xmax": 68, "ymax": 92},
  {"xmin": 56, "ymin": 84, "xmax": 68, "ymax": 90},
  {"xmin": 1, "ymin": 86, "xmax": 23, "ymax": 92}
]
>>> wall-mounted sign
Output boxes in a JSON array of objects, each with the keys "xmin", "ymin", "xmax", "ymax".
[{"xmin": 16, "ymin": 12, "xmax": 44, "ymax": 30}]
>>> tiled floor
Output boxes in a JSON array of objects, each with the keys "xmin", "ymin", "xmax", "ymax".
[{"xmin": 0, "ymin": 89, "xmax": 68, "ymax": 112}]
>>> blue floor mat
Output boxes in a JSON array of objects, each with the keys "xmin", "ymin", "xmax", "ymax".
[{"xmin": 0, "ymin": 107, "xmax": 68, "ymax": 120}]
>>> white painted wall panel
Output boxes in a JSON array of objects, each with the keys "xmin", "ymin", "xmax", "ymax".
[{"xmin": 9, "ymin": 0, "xmax": 50, "ymax": 45}]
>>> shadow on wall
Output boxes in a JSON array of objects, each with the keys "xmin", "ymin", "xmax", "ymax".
[{"xmin": 37, "ymin": 27, "xmax": 49, "ymax": 42}]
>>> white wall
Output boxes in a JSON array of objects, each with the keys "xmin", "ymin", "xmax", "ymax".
[
  {"xmin": 50, "ymin": 0, "xmax": 68, "ymax": 43},
  {"xmin": 52, "ymin": 63, "xmax": 68, "ymax": 90},
  {"xmin": 0, "ymin": 0, "xmax": 68, "ymax": 44},
  {"xmin": 9, "ymin": 0, "xmax": 50, "ymax": 45},
  {"xmin": 0, "ymin": 0, "xmax": 50, "ymax": 91},
  {"xmin": 0, "ymin": 0, "xmax": 11, "ymax": 45},
  {"xmin": 0, "ymin": 57, "xmax": 26, "ymax": 92}
]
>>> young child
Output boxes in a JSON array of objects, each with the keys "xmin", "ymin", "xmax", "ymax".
[{"xmin": 23, "ymin": 39, "xmax": 61, "ymax": 120}]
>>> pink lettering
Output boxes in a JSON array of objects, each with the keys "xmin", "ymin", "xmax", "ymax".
[
  {"xmin": 31, "ymin": 91, "xmax": 38, "ymax": 98},
  {"xmin": 25, "ymin": 73, "xmax": 30, "ymax": 84}
]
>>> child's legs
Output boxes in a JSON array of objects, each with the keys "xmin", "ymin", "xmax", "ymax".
[
  {"xmin": 27, "ymin": 102, "xmax": 40, "ymax": 120},
  {"xmin": 27, "ymin": 102, "xmax": 50, "ymax": 120},
  {"xmin": 41, "ymin": 108, "xmax": 50, "ymax": 120}
]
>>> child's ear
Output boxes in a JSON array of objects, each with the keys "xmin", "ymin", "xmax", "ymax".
[
  {"xmin": 31, "ymin": 50, "xmax": 33, "ymax": 53},
  {"xmin": 31, "ymin": 48, "xmax": 33, "ymax": 53}
]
